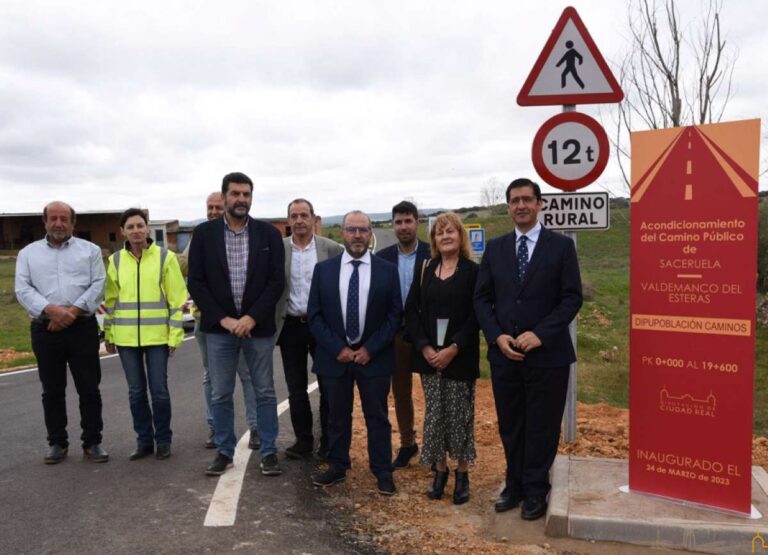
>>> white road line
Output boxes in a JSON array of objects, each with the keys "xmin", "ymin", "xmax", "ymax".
[
  {"xmin": 204, "ymin": 379, "xmax": 319, "ymax": 527},
  {"xmin": 0, "ymin": 335, "xmax": 197, "ymax": 378}
]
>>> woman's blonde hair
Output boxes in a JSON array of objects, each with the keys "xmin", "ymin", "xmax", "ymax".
[{"xmin": 429, "ymin": 212, "xmax": 471, "ymax": 259}]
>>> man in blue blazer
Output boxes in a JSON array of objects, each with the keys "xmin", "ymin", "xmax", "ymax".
[
  {"xmin": 375, "ymin": 200, "xmax": 431, "ymax": 468},
  {"xmin": 308, "ymin": 210, "xmax": 402, "ymax": 495},
  {"xmin": 474, "ymin": 178, "xmax": 582, "ymax": 520}
]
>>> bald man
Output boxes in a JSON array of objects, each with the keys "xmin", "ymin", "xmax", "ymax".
[
  {"xmin": 179, "ymin": 192, "xmax": 261, "ymax": 450},
  {"xmin": 15, "ymin": 202, "xmax": 109, "ymax": 464}
]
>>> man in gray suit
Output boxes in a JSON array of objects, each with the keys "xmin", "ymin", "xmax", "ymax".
[{"xmin": 276, "ymin": 198, "xmax": 344, "ymax": 459}]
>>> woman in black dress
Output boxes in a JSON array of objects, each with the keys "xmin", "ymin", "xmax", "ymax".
[{"xmin": 405, "ymin": 212, "xmax": 480, "ymax": 504}]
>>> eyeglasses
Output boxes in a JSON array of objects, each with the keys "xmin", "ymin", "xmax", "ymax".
[
  {"xmin": 343, "ymin": 226, "xmax": 370, "ymax": 234},
  {"xmin": 508, "ymin": 195, "xmax": 537, "ymax": 205}
]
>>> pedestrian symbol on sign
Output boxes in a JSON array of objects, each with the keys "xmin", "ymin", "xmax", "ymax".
[
  {"xmin": 516, "ymin": 7, "xmax": 624, "ymax": 106},
  {"xmin": 556, "ymin": 41, "xmax": 584, "ymax": 89}
]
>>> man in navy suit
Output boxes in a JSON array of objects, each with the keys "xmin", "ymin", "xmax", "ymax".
[
  {"xmin": 375, "ymin": 200, "xmax": 431, "ymax": 468},
  {"xmin": 308, "ymin": 210, "xmax": 402, "ymax": 495},
  {"xmin": 474, "ymin": 178, "xmax": 582, "ymax": 520},
  {"xmin": 188, "ymin": 172, "xmax": 285, "ymax": 477}
]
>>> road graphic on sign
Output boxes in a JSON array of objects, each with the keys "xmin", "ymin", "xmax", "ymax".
[{"xmin": 631, "ymin": 125, "xmax": 758, "ymax": 204}]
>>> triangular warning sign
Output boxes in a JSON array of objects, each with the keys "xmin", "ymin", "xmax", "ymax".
[{"xmin": 517, "ymin": 7, "xmax": 624, "ymax": 106}]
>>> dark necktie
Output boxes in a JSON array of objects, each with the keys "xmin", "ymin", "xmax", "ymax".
[
  {"xmin": 346, "ymin": 260, "xmax": 362, "ymax": 341},
  {"xmin": 517, "ymin": 235, "xmax": 529, "ymax": 282}
]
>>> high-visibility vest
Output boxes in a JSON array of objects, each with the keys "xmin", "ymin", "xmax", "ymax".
[{"xmin": 104, "ymin": 241, "xmax": 188, "ymax": 348}]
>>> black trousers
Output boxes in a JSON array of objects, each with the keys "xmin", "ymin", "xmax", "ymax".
[
  {"xmin": 490, "ymin": 362, "xmax": 569, "ymax": 497},
  {"xmin": 277, "ymin": 315, "xmax": 327, "ymax": 447},
  {"xmin": 30, "ymin": 317, "xmax": 103, "ymax": 449},
  {"xmin": 323, "ymin": 367, "xmax": 393, "ymax": 477}
]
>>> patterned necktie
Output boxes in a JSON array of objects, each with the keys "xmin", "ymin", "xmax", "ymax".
[
  {"xmin": 346, "ymin": 260, "xmax": 362, "ymax": 341},
  {"xmin": 517, "ymin": 235, "xmax": 529, "ymax": 282}
]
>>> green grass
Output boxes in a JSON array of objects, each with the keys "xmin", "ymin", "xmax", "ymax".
[
  {"xmin": 323, "ymin": 225, "xmax": 343, "ymax": 244},
  {"xmin": 0, "ymin": 259, "xmax": 37, "ymax": 368}
]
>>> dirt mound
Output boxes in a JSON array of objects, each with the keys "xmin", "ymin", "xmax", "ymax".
[{"xmin": 321, "ymin": 380, "xmax": 768, "ymax": 554}]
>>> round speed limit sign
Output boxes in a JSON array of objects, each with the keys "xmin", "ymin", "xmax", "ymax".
[{"xmin": 531, "ymin": 111, "xmax": 609, "ymax": 191}]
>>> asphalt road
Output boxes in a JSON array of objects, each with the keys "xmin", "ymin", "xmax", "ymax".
[
  {"xmin": 0, "ymin": 337, "xmax": 376, "ymax": 554},
  {"xmin": 371, "ymin": 229, "xmax": 396, "ymax": 253}
]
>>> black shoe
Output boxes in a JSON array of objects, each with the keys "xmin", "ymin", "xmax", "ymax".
[
  {"xmin": 44, "ymin": 445, "xmax": 68, "ymax": 465},
  {"xmin": 393, "ymin": 444, "xmax": 419, "ymax": 469},
  {"xmin": 205, "ymin": 428, "xmax": 216, "ymax": 449},
  {"xmin": 83, "ymin": 444, "xmax": 109, "ymax": 463},
  {"xmin": 285, "ymin": 442, "xmax": 313, "ymax": 460},
  {"xmin": 453, "ymin": 470, "xmax": 470, "ymax": 505},
  {"xmin": 129, "ymin": 445, "xmax": 155, "ymax": 460},
  {"xmin": 316, "ymin": 444, "xmax": 329, "ymax": 462},
  {"xmin": 155, "ymin": 444, "xmax": 171, "ymax": 460},
  {"xmin": 521, "ymin": 495, "xmax": 548, "ymax": 520},
  {"xmin": 260, "ymin": 453, "xmax": 282, "ymax": 476},
  {"xmin": 248, "ymin": 430, "xmax": 261, "ymax": 450},
  {"xmin": 494, "ymin": 487, "xmax": 522, "ymax": 513},
  {"xmin": 205, "ymin": 453, "xmax": 233, "ymax": 476},
  {"xmin": 377, "ymin": 473, "xmax": 396, "ymax": 496},
  {"xmin": 427, "ymin": 469, "xmax": 449, "ymax": 500},
  {"xmin": 312, "ymin": 467, "xmax": 346, "ymax": 487}
]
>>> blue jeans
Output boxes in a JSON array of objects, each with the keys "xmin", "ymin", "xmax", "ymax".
[
  {"xmin": 206, "ymin": 333, "xmax": 278, "ymax": 458},
  {"xmin": 118, "ymin": 345, "xmax": 172, "ymax": 447},
  {"xmin": 195, "ymin": 323, "xmax": 258, "ymax": 431}
]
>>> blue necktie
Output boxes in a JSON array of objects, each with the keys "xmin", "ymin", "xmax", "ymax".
[
  {"xmin": 517, "ymin": 236, "xmax": 529, "ymax": 282},
  {"xmin": 346, "ymin": 260, "xmax": 362, "ymax": 341}
]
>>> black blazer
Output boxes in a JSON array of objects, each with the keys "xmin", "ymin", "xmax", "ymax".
[
  {"xmin": 405, "ymin": 256, "xmax": 480, "ymax": 381},
  {"xmin": 376, "ymin": 240, "xmax": 431, "ymax": 336},
  {"xmin": 308, "ymin": 254, "xmax": 402, "ymax": 378},
  {"xmin": 188, "ymin": 216, "xmax": 285, "ymax": 337},
  {"xmin": 376, "ymin": 239, "xmax": 431, "ymax": 267},
  {"xmin": 473, "ymin": 226, "xmax": 582, "ymax": 369}
]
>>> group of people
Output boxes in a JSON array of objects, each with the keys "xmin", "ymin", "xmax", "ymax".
[{"xmin": 15, "ymin": 173, "xmax": 582, "ymax": 521}]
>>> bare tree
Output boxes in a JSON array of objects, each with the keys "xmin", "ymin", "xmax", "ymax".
[
  {"xmin": 611, "ymin": 0, "xmax": 737, "ymax": 191},
  {"xmin": 480, "ymin": 177, "xmax": 504, "ymax": 207}
]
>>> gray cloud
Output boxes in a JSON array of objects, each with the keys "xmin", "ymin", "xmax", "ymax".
[{"xmin": 0, "ymin": 0, "xmax": 764, "ymax": 220}]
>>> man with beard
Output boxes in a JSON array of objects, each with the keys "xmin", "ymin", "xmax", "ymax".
[
  {"xmin": 474, "ymin": 178, "xmax": 582, "ymax": 520},
  {"xmin": 15, "ymin": 201, "xmax": 109, "ymax": 464},
  {"xmin": 375, "ymin": 201, "xmax": 430, "ymax": 467},
  {"xmin": 275, "ymin": 199, "xmax": 344, "ymax": 460},
  {"xmin": 179, "ymin": 192, "xmax": 262, "ymax": 451},
  {"xmin": 307, "ymin": 211, "xmax": 401, "ymax": 495},
  {"xmin": 188, "ymin": 172, "xmax": 285, "ymax": 476}
]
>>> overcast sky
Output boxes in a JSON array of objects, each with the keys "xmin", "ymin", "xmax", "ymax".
[{"xmin": 1, "ymin": 0, "xmax": 765, "ymax": 221}]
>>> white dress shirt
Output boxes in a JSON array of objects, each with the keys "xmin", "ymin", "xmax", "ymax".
[
  {"xmin": 339, "ymin": 250, "xmax": 371, "ymax": 344},
  {"xmin": 515, "ymin": 222, "xmax": 542, "ymax": 261},
  {"xmin": 15, "ymin": 236, "xmax": 106, "ymax": 318},
  {"xmin": 286, "ymin": 235, "xmax": 318, "ymax": 316}
]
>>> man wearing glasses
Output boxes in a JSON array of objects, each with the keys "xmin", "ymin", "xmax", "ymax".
[
  {"xmin": 307, "ymin": 211, "xmax": 402, "ymax": 495},
  {"xmin": 474, "ymin": 178, "xmax": 583, "ymax": 520}
]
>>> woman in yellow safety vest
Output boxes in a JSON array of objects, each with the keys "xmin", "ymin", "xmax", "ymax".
[{"xmin": 104, "ymin": 208, "xmax": 187, "ymax": 461}]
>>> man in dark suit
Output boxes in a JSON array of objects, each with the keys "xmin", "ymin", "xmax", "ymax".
[
  {"xmin": 308, "ymin": 210, "xmax": 402, "ymax": 495},
  {"xmin": 375, "ymin": 200, "xmax": 431, "ymax": 468},
  {"xmin": 188, "ymin": 172, "xmax": 285, "ymax": 477},
  {"xmin": 474, "ymin": 178, "xmax": 582, "ymax": 520},
  {"xmin": 274, "ymin": 198, "xmax": 344, "ymax": 460}
]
